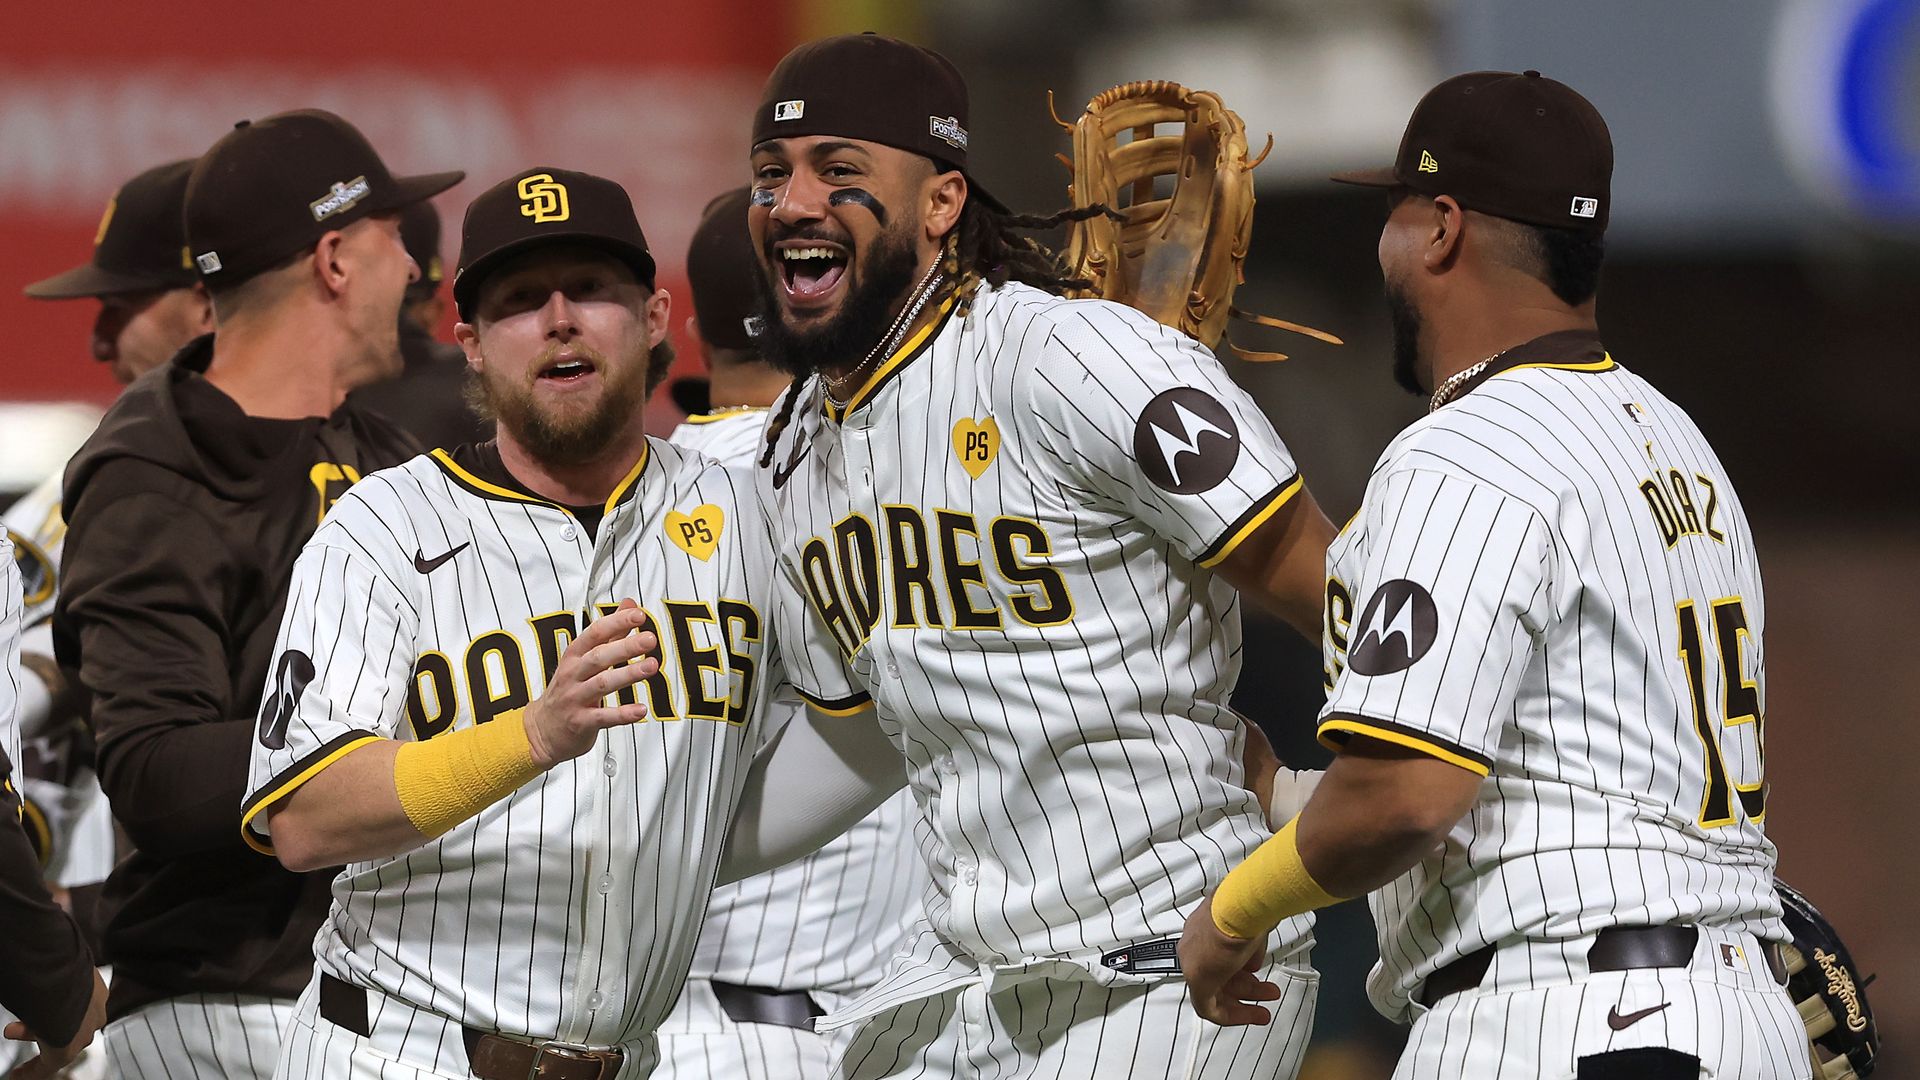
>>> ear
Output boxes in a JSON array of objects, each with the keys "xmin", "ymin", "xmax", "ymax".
[
  {"xmin": 683, "ymin": 314, "xmax": 708, "ymax": 353},
  {"xmin": 189, "ymin": 283, "xmax": 214, "ymax": 332},
  {"xmin": 924, "ymin": 170, "xmax": 967, "ymax": 244},
  {"xmin": 453, "ymin": 321, "xmax": 483, "ymax": 370},
  {"xmin": 645, "ymin": 287, "xmax": 672, "ymax": 348},
  {"xmin": 313, "ymin": 230, "xmax": 351, "ymax": 299},
  {"xmin": 1426, "ymin": 196, "xmax": 1466, "ymax": 271}
]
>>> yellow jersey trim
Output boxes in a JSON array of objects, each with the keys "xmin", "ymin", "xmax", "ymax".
[
  {"xmin": 19, "ymin": 796, "xmax": 52, "ymax": 868},
  {"xmin": 1317, "ymin": 718, "xmax": 1493, "ymax": 777},
  {"xmin": 824, "ymin": 293, "xmax": 959, "ymax": 423},
  {"xmin": 795, "ymin": 688, "xmax": 877, "ymax": 717},
  {"xmin": 239, "ymin": 734, "xmax": 384, "ymax": 856},
  {"xmin": 429, "ymin": 443, "xmax": 652, "ymax": 518},
  {"xmin": 1505, "ymin": 353, "xmax": 1616, "ymax": 376},
  {"xmin": 1198, "ymin": 476, "xmax": 1305, "ymax": 569},
  {"xmin": 683, "ymin": 407, "xmax": 770, "ymax": 424},
  {"xmin": 602, "ymin": 441, "xmax": 652, "ymax": 515}
]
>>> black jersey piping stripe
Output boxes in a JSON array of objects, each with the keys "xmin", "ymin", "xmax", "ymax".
[
  {"xmin": 1316, "ymin": 715, "xmax": 1493, "ymax": 777},
  {"xmin": 822, "ymin": 292, "xmax": 961, "ymax": 424},
  {"xmin": 1196, "ymin": 475, "xmax": 1303, "ymax": 568},
  {"xmin": 239, "ymin": 731, "xmax": 384, "ymax": 855},
  {"xmin": 793, "ymin": 687, "xmax": 876, "ymax": 716}
]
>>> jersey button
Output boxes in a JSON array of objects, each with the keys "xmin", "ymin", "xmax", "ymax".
[
  {"xmin": 598, "ymin": 874, "xmax": 613, "ymax": 894},
  {"xmin": 587, "ymin": 991, "xmax": 603, "ymax": 1009},
  {"xmin": 603, "ymin": 756, "xmax": 617, "ymax": 777},
  {"xmin": 886, "ymin": 661, "xmax": 901, "ymax": 679},
  {"xmin": 561, "ymin": 523, "xmax": 577, "ymax": 541}
]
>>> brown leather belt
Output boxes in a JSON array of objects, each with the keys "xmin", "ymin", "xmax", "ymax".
[
  {"xmin": 319, "ymin": 973, "xmax": 624, "ymax": 1080},
  {"xmin": 1414, "ymin": 926, "xmax": 1789, "ymax": 1009}
]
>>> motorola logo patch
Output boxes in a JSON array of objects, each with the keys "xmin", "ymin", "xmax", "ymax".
[
  {"xmin": 258, "ymin": 649, "xmax": 315, "ymax": 750},
  {"xmin": 1132, "ymin": 387, "xmax": 1240, "ymax": 494},
  {"xmin": 1347, "ymin": 579, "xmax": 1438, "ymax": 676}
]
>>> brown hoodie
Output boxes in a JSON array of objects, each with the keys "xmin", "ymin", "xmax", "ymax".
[{"xmin": 52, "ymin": 335, "xmax": 419, "ymax": 1019}]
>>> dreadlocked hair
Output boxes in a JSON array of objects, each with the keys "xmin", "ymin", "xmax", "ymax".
[
  {"xmin": 942, "ymin": 197, "xmax": 1119, "ymax": 317},
  {"xmin": 757, "ymin": 378, "xmax": 808, "ymax": 470}
]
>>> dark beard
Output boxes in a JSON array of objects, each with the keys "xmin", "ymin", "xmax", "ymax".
[
  {"xmin": 1384, "ymin": 280, "xmax": 1427, "ymax": 396},
  {"xmin": 752, "ymin": 223, "xmax": 920, "ymax": 379},
  {"xmin": 466, "ymin": 343, "xmax": 657, "ymax": 467}
]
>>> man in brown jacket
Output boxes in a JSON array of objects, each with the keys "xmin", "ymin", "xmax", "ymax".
[{"xmin": 52, "ymin": 109, "xmax": 459, "ymax": 1080}]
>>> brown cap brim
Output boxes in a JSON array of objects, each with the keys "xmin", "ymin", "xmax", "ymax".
[
  {"xmin": 24, "ymin": 261, "xmax": 193, "ymax": 300},
  {"xmin": 373, "ymin": 170, "xmax": 466, "ymax": 214},
  {"xmin": 1329, "ymin": 165, "xmax": 1399, "ymax": 188},
  {"xmin": 453, "ymin": 233, "xmax": 657, "ymax": 322}
]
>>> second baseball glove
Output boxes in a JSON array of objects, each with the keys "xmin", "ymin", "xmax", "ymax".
[{"xmin": 1055, "ymin": 80, "xmax": 1339, "ymax": 361}]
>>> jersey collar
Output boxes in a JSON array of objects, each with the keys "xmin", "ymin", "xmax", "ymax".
[
  {"xmin": 430, "ymin": 440, "xmax": 652, "ymax": 518},
  {"xmin": 821, "ymin": 291, "xmax": 960, "ymax": 424},
  {"xmin": 1446, "ymin": 329, "xmax": 1614, "ymax": 404}
]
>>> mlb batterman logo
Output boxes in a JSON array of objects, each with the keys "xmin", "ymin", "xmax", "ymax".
[
  {"xmin": 774, "ymin": 99, "xmax": 805, "ymax": 121},
  {"xmin": 1570, "ymin": 196, "xmax": 1600, "ymax": 219},
  {"xmin": 518, "ymin": 173, "xmax": 570, "ymax": 223}
]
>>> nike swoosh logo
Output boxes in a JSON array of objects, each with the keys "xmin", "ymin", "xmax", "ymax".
[
  {"xmin": 1606, "ymin": 1002, "xmax": 1671, "ymax": 1031},
  {"xmin": 413, "ymin": 542, "xmax": 471, "ymax": 575},
  {"xmin": 771, "ymin": 441, "xmax": 811, "ymax": 491}
]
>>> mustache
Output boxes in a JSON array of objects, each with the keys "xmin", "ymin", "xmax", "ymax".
[{"xmin": 530, "ymin": 340, "xmax": 610, "ymax": 374}]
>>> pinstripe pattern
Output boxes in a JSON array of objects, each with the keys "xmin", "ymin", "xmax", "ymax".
[
  {"xmin": 2, "ymin": 534, "xmax": 20, "ymax": 772},
  {"xmin": 102, "ymin": 994, "xmax": 293, "ymax": 1080},
  {"xmin": 758, "ymin": 282, "xmax": 1316, "ymax": 1067},
  {"xmin": 242, "ymin": 438, "xmax": 781, "ymax": 1055},
  {"xmin": 1319, "ymin": 355, "xmax": 1799, "ymax": 1073},
  {"xmin": 5, "ymin": 471, "xmax": 117, "ymax": 891},
  {"xmin": 833, "ymin": 958, "xmax": 1316, "ymax": 1080},
  {"xmin": 1389, "ymin": 929, "xmax": 1808, "ymax": 1079}
]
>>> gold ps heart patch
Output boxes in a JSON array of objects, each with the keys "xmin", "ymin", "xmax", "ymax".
[
  {"xmin": 666, "ymin": 505, "xmax": 724, "ymax": 561},
  {"xmin": 952, "ymin": 417, "xmax": 1000, "ymax": 480}
]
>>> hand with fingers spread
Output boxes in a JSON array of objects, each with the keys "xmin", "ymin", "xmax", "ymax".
[
  {"xmin": 523, "ymin": 599, "xmax": 661, "ymax": 768},
  {"xmin": 1179, "ymin": 896, "xmax": 1281, "ymax": 1027},
  {"xmin": 4, "ymin": 967, "xmax": 107, "ymax": 1080}
]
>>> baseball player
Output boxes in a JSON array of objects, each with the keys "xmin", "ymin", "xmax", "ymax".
[
  {"xmin": 1, "ymin": 534, "xmax": 109, "ymax": 1080},
  {"xmin": 241, "ymin": 166, "xmax": 792, "ymax": 1080},
  {"xmin": 4, "ymin": 156, "xmax": 210, "ymax": 1077},
  {"xmin": 1180, "ymin": 71, "xmax": 1809, "ymax": 1080},
  {"xmin": 52, "ymin": 110, "xmax": 454, "ymax": 1079},
  {"xmin": 744, "ymin": 34, "xmax": 1336, "ymax": 1080},
  {"xmin": 653, "ymin": 186, "xmax": 919, "ymax": 1080},
  {"xmin": 348, "ymin": 197, "xmax": 494, "ymax": 452}
]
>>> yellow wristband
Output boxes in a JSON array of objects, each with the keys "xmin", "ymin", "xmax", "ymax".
[
  {"xmin": 1211, "ymin": 815, "xmax": 1345, "ymax": 940},
  {"xmin": 393, "ymin": 708, "xmax": 544, "ymax": 839}
]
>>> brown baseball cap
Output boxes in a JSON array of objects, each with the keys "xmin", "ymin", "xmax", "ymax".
[
  {"xmin": 453, "ymin": 167, "xmax": 657, "ymax": 321},
  {"xmin": 400, "ymin": 198, "xmax": 445, "ymax": 296},
  {"xmin": 753, "ymin": 32, "xmax": 1006, "ymax": 211},
  {"xmin": 25, "ymin": 159, "xmax": 199, "ymax": 299},
  {"xmin": 1333, "ymin": 70, "xmax": 1613, "ymax": 234},
  {"xmin": 186, "ymin": 109, "xmax": 464, "ymax": 284},
  {"xmin": 686, "ymin": 187, "xmax": 759, "ymax": 350}
]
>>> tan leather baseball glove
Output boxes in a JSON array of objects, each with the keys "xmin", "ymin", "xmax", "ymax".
[{"xmin": 1055, "ymin": 80, "xmax": 1340, "ymax": 361}]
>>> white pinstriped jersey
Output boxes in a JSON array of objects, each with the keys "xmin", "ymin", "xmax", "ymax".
[
  {"xmin": 758, "ymin": 280, "xmax": 1314, "ymax": 1011},
  {"xmin": 4, "ymin": 471, "xmax": 63, "ymax": 628},
  {"xmin": 667, "ymin": 408, "xmax": 918, "ymax": 995},
  {"xmin": 240, "ymin": 439, "xmax": 781, "ymax": 1047},
  {"xmin": 5, "ymin": 470, "xmax": 116, "ymax": 891},
  {"xmin": 3, "ymin": 534, "xmax": 21, "ymax": 772},
  {"xmin": 1317, "ymin": 336, "xmax": 1784, "ymax": 1022}
]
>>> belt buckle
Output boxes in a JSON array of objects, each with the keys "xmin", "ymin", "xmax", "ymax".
[{"xmin": 526, "ymin": 1042, "xmax": 616, "ymax": 1080}]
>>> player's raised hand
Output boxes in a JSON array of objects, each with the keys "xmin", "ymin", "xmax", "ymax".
[
  {"xmin": 1179, "ymin": 896, "xmax": 1280, "ymax": 1026},
  {"xmin": 522, "ymin": 599, "xmax": 658, "ymax": 768}
]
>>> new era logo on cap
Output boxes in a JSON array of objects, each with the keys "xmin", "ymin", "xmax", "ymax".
[
  {"xmin": 774, "ymin": 99, "xmax": 805, "ymax": 121},
  {"xmin": 1570, "ymin": 196, "xmax": 1600, "ymax": 219},
  {"xmin": 1418, "ymin": 149, "xmax": 1440, "ymax": 173},
  {"xmin": 310, "ymin": 176, "xmax": 371, "ymax": 222}
]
